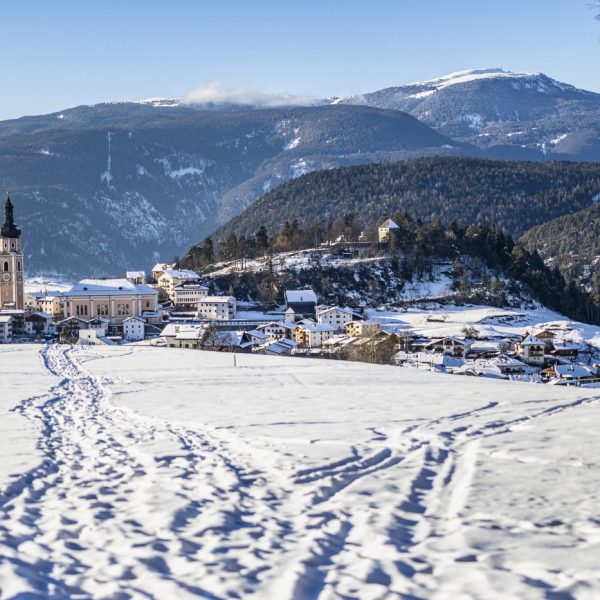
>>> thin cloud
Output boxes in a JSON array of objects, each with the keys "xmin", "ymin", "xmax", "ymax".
[{"xmin": 182, "ymin": 82, "xmax": 317, "ymax": 108}]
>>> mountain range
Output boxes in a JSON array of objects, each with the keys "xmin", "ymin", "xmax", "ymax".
[{"xmin": 2, "ymin": 68, "xmax": 599, "ymax": 276}]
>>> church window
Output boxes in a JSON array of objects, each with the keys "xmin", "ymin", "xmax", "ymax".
[
  {"xmin": 3, "ymin": 261, "xmax": 7, "ymax": 272},
  {"xmin": 76, "ymin": 305, "xmax": 88, "ymax": 317},
  {"xmin": 10, "ymin": 242, "xmax": 14, "ymax": 249},
  {"xmin": 17, "ymin": 261, "xmax": 21, "ymax": 271},
  {"xmin": 97, "ymin": 304, "xmax": 109, "ymax": 316}
]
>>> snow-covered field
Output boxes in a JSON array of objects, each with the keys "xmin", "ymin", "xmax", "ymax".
[{"xmin": 2, "ymin": 344, "xmax": 600, "ymax": 598}]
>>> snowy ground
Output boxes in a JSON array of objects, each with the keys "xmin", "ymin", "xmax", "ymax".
[{"xmin": 1, "ymin": 344, "xmax": 600, "ymax": 598}]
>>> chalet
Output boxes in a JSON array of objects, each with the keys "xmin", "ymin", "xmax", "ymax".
[
  {"xmin": 316, "ymin": 306, "xmax": 356, "ymax": 332},
  {"xmin": 285, "ymin": 289, "xmax": 317, "ymax": 316},
  {"xmin": 425, "ymin": 337, "xmax": 472, "ymax": 358},
  {"xmin": 156, "ymin": 269, "xmax": 201, "ymax": 301},
  {"xmin": 24, "ymin": 311, "xmax": 54, "ymax": 337},
  {"xmin": 256, "ymin": 338, "xmax": 298, "ymax": 356},
  {"xmin": 151, "ymin": 262, "xmax": 175, "ymax": 282},
  {"xmin": 173, "ymin": 282, "xmax": 209, "ymax": 310},
  {"xmin": 244, "ymin": 329, "xmax": 269, "ymax": 345},
  {"xmin": 515, "ymin": 334, "xmax": 545, "ymax": 366},
  {"xmin": 549, "ymin": 341, "xmax": 584, "ymax": 359},
  {"xmin": 173, "ymin": 329, "xmax": 203, "ymax": 349},
  {"xmin": 294, "ymin": 323, "xmax": 336, "ymax": 348},
  {"xmin": 345, "ymin": 320, "xmax": 381, "ymax": 338},
  {"xmin": 123, "ymin": 316, "xmax": 145, "ymax": 341},
  {"xmin": 378, "ymin": 218, "xmax": 400, "ymax": 243},
  {"xmin": 0, "ymin": 315, "xmax": 12, "ymax": 343},
  {"xmin": 197, "ymin": 296, "xmax": 236, "ymax": 320},
  {"xmin": 494, "ymin": 355, "xmax": 528, "ymax": 376},
  {"xmin": 534, "ymin": 329, "xmax": 556, "ymax": 351},
  {"xmin": 56, "ymin": 316, "xmax": 89, "ymax": 342},
  {"xmin": 542, "ymin": 364, "xmax": 599, "ymax": 385},
  {"xmin": 257, "ymin": 321, "xmax": 296, "ymax": 340}
]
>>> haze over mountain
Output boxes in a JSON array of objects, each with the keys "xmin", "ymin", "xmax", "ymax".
[{"xmin": 3, "ymin": 68, "xmax": 600, "ymax": 276}]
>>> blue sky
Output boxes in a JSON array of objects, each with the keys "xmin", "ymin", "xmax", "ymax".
[{"xmin": 0, "ymin": 0, "xmax": 599, "ymax": 120}]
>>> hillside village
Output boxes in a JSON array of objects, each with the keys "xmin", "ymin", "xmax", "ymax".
[{"xmin": 2, "ymin": 198, "xmax": 599, "ymax": 387}]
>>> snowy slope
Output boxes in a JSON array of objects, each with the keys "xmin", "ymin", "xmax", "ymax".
[{"xmin": 1, "ymin": 344, "xmax": 600, "ymax": 598}]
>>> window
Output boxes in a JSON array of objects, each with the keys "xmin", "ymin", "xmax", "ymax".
[
  {"xmin": 3, "ymin": 261, "xmax": 7, "ymax": 272},
  {"xmin": 145, "ymin": 300, "xmax": 150, "ymax": 308},
  {"xmin": 97, "ymin": 304, "xmax": 109, "ymax": 316},
  {"xmin": 117, "ymin": 303, "xmax": 130, "ymax": 316},
  {"xmin": 76, "ymin": 305, "xmax": 88, "ymax": 316},
  {"xmin": 17, "ymin": 262, "xmax": 21, "ymax": 271}
]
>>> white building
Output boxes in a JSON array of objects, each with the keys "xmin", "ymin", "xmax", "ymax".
[
  {"xmin": 316, "ymin": 306, "xmax": 356, "ymax": 332},
  {"xmin": 294, "ymin": 323, "xmax": 336, "ymax": 348},
  {"xmin": 0, "ymin": 314, "xmax": 12, "ymax": 343},
  {"xmin": 156, "ymin": 269, "xmax": 201, "ymax": 301},
  {"xmin": 77, "ymin": 328, "xmax": 114, "ymax": 346},
  {"xmin": 61, "ymin": 279, "xmax": 159, "ymax": 323},
  {"xmin": 257, "ymin": 321, "xmax": 296, "ymax": 340},
  {"xmin": 516, "ymin": 334, "xmax": 545, "ymax": 366},
  {"xmin": 378, "ymin": 218, "xmax": 400, "ymax": 243},
  {"xmin": 151, "ymin": 262, "xmax": 175, "ymax": 282},
  {"xmin": 197, "ymin": 296, "xmax": 236, "ymax": 320},
  {"xmin": 126, "ymin": 271, "xmax": 147, "ymax": 284},
  {"xmin": 173, "ymin": 282, "xmax": 209, "ymax": 310},
  {"xmin": 345, "ymin": 320, "xmax": 381, "ymax": 338},
  {"xmin": 123, "ymin": 316, "xmax": 146, "ymax": 341}
]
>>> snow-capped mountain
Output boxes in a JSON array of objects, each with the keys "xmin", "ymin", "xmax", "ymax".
[
  {"xmin": 0, "ymin": 103, "xmax": 462, "ymax": 276},
  {"xmin": 338, "ymin": 68, "xmax": 600, "ymax": 160},
  {"xmin": 3, "ymin": 68, "xmax": 600, "ymax": 276}
]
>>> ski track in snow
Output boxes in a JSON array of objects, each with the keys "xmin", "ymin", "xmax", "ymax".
[{"xmin": 0, "ymin": 344, "xmax": 599, "ymax": 598}]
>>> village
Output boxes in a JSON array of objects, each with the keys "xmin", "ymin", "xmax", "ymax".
[{"xmin": 2, "ymin": 199, "xmax": 600, "ymax": 386}]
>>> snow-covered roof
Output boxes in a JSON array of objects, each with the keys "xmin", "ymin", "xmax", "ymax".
[
  {"xmin": 285, "ymin": 289, "xmax": 317, "ymax": 304},
  {"xmin": 126, "ymin": 271, "xmax": 146, "ymax": 279},
  {"xmin": 123, "ymin": 316, "xmax": 145, "ymax": 323},
  {"xmin": 174, "ymin": 282, "xmax": 209, "ymax": 290},
  {"xmin": 26, "ymin": 311, "xmax": 53, "ymax": 320},
  {"xmin": 520, "ymin": 334, "xmax": 544, "ymax": 346},
  {"xmin": 199, "ymin": 295, "xmax": 235, "ymax": 303},
  {"xmin": 299, "ymin": 323, "xmax": 336, "ymax": 333},
  {"xmin": 175, "ymin": 330, "xmax": 203, "ymax": 340},
  {"xmin": 246, "ymin": 329, "xmax": 268, "ymax": 340},
  {"xmin": 161, "ymin": 269, "xmax": 200, "ymax": 280},
  {"xmin": 152, "ymin": 263, "xmax": 174, "ymax": 272},
  {"xmin": 65, "ymin": 279, "xmax": 157, "ymax": 297},
  {"xmin": 0, "ymin": 315, "xmax": 12, "ymax": 323},
  {"xmin": 379, "ymin": 218, "xmax": 400, "ymax": 229},
  {"xmin": 552, "ymin": 364, "xmax": 597, "ymax": 379},
  {"xmin": 317, "ymin": 305, "xmax": 355, "ymax": 316}
]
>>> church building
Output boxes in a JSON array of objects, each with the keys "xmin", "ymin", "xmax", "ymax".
[{"xmin": 0, "ymin": 195, "xmax": 24, "ymax": 310}]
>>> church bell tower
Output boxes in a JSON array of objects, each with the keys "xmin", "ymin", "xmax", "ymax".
[{"xmin": 0, "ymin": 194, "xmax": 24, "ymax": 309}]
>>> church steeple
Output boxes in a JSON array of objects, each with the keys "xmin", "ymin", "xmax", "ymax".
[{"xmin": 1, "ymin": 194, "xmax": 21, "ymax": 238}]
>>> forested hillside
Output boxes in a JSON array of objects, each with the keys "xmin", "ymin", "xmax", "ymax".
[
  {"xmin": 520, "ymin": 204, "xmax": 600, "ymax": 302},
  {"xmin": 195, "ymin": 158, "xmax": 600, "ymax": 254},
  {"xmin": 184, "ymin": 210, "xmax": 600, "ymax": 325}
]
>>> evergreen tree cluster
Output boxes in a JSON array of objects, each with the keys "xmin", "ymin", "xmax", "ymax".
[
  {"xmin": 190, "ymin": 157, "xmax": 600, "ymax": 258},
  {"xmin": 520, "ymin": 204, "xmax": 600, "ymax": 304}
]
